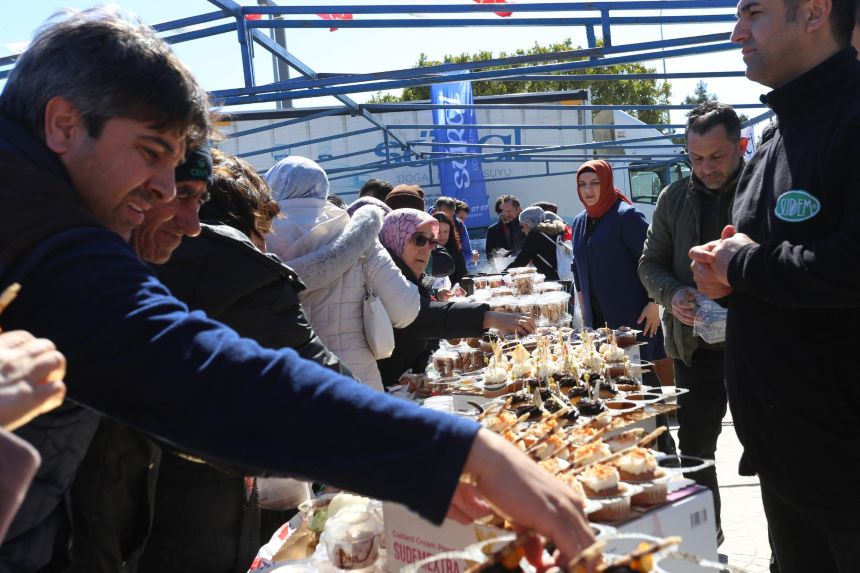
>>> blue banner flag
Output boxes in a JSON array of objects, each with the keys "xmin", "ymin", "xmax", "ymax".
[{"xmin": 430, "ymin": 80, "xmax": 490, "ymax": 227}]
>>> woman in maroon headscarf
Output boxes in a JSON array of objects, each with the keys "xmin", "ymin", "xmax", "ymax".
[{"xmin": 570, "ymin": 160, "xmax": 665, "ymax": 363}]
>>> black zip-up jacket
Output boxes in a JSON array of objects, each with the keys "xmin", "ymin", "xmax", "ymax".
[
  {"xmin": 725, "ymin": 48, "xmax": 860, "ymax": 489},
  {"xmin": 377, "ymin": 253, "xmax": 488, "ymax": 387}
]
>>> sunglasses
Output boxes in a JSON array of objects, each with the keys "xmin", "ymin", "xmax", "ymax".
[{"xmin": 411, "ymin": 234, "xmax": 439, "ymax": 248}]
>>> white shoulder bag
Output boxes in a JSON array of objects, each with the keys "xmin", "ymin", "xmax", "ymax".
[
  {"xmin": 360, "ymin": 255, "xmax": 396, "ymax": 359},
  {"xmin": 538, "ymin": 232, "xmax": 574, "ymax": 281}
]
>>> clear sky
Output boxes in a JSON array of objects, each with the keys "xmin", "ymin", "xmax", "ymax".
[{"xmin": 1, "ymin": 1, "xmax": 767, "ymax": 126}]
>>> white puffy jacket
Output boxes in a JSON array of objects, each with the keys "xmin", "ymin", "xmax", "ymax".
[{"xmin": 270, "ymin": 201, "xmax": 419, "ymax": 391}]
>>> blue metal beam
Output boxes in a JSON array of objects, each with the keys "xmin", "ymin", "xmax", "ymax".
[
  {"xmin": 369, "ymin": 102, "xmax": 764, "ymax": 111},
  {"xmin": 243, "ymin": 15, "xmax": 735, "ymax": 29},
  {"xmin": 210, "ymin": 32, "xmax": 730, "ymax": 96},
  {"xmin": 236, "ymin": 127, "xmax": 379, "ymax": 159},
  {"xmin": 213, "ymin": 41, "xmax": 738, "ymax": 105},
  {"xmin": 241, "ymin": 2, "xmax": 737, "ymax": 16},
  {"xmin": 389, "ymin": 123, "xmax": 683, "ymax": 130},
  {"xmin": 163, "ymin": 22, "xmax": 236, "ymax": 45},
  {"xmin": 223, "ymin": 107, "xmax": 349, "ymax": 139},
  {"xmin": 247, "ymin": 27, "xmax": 413, "ymax": 153},
  {"xmin": 153, "ymin": 10, "xmax": 229, "ymax": 33},
  {"xmin": 207, "ymin": 0, "xmax": 255, "ymax": 88}
]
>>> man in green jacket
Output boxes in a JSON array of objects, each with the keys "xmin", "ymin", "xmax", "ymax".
[{"xmin": 638, "ymin": 101, "xmax": 745, "ymax": 545}]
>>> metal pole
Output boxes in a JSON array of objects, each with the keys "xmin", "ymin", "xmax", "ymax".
[{"xmin": 258, "ymin": 0, "xmax": 292, "ymax": 108}]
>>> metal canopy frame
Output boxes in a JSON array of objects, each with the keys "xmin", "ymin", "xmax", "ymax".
[{"xmin": 0, "ymin": 1, "xmax": 772, "ymax": 189}]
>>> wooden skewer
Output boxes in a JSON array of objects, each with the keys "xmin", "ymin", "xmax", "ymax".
[
  {"xmin": 562, "ymin": 426, "xmax": 668, "ymax": 476},
  {"xmin": 498, "ymin": 412, "xmax": 531, "ymax": 434},
  {"xmin": 0, "ymin": 283, "xmax": 21, "ymax": 317},
  {"xmin": 478, "ymin": 396, "xmax": 512, "ymax": 421},
  {"xmin": 524, "ymin": 427, "xmax": 562, "ymax": 455},
  {"xmin": 566, "ymin": 540, "xmax": 606, "ymax": 573},
  {"xmin": 597, "ymin": 536, "xmax": 682, "ymax": 572}
]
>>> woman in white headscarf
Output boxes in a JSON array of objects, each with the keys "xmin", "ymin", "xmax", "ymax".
[{"xmin": 264, "ymin": 157, "xmax": 420, "ymax": 391}]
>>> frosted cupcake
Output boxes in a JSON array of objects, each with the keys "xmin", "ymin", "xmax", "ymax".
[
  {"xmin": 578, "ymin": 464, "xmax": 631, "ymax": 521},
  {"xmin": 615, "ymin": 447, "xmax": 668, "ymax": 505},
  {"xmin": 572, "ymin": 441, "xmax": 611, "ymax": 467}
]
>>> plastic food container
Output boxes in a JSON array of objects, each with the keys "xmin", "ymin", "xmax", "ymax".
[
  {"xmin": 431, "ymin": 350, "xmax": 457, "ymax": 377},
  {"xmin": 323, "ymin": 509, "xmax": 383, "ymax": 570}
]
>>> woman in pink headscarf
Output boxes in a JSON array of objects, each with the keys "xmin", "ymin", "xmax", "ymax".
[{"xmin": 376, "ymin": 209, "xmax": 535, "ymax": 388}]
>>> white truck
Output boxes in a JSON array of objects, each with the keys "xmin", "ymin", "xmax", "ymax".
[{"xmin": 216, "ymin": 93, "xmax": 689, "ymax": 226}]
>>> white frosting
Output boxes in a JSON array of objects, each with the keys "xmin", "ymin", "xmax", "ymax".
[
  {"xmin": 599, "ymin": 343, "xmax": 627, "ymax": 363},
  {"xmin": 606, "ymin": 434, "xmax": 639, "ymax": 453},
  {"xmin": 483, "ymin": 365, "xmax": 508, "ymax": 385},
  {"xmin": 511, "ymin": 360, "xmax": 534, "ymax": 380},
  {"xmin": 579, "ymin": 465, "xmax": 619, "ymax": 493},
  {"xmin": 573, "ymin": 442, "xmax": 611, "ymax": 466},
  {"xmin": 616, "ymin": 448, "xmax": 657, "ymax": 475}
]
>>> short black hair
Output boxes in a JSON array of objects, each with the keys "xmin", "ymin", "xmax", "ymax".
[
  {"xmin": 494, "ymin": 196, "xmax": 505, "ymax": 214},
  {"xmin": 686, "ymin": 101, "xmax": 742, "ymax": 143},
  {"xmin": 435, "ymin": 196, "xmax": 457, "ymax": 210},
  {"xmin": 455, "ymin": 200, "xmax": 469, "ymax": 214},
  {"xmin": 0, "ymin": 8, "xmax": 210, "ymax": 148},
  {"xmin": 499, "ymin": 194, "xmax": 521, "ymax": 209},
  {"xmin": 359, "ymin": 178, "xmax": 393, "ymax": 202},
  {"xmin": 785, "ymin": 0, "xmax": 854, "ymax": 45}
]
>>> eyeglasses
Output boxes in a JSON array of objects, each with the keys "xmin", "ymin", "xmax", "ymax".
[{"xmin": 410, "ymin": 234, "xmax": 438, "ymax": 248}]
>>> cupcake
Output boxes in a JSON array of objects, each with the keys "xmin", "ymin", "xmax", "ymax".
[
  {"xmin": 567, "ymin": 386, "xmax": 589, "ymax": 404},
  {"xmin": 614, "ymin": 327, "xmax": 638, "ymax": 348},
  {"xmin": 579, "ymin": 464, "xmax": 621, "ymax": 497},
  {"xmin": 578, "ymin": 465, "xmax": 631, "ymax": 521},
  {"xmin": 615, "ymin": 447, "xmax": 659, "ymax": 482},
  {"xmin": 615, "ymin": 448, "xmax": 668, "ymax": 506},
  {"xmin": 572, "ymin": 441, "xmax": 611, "ymax": 467},
  {"xmin": 578, "ymin": 398, "xmax": 605, "ymax": 416},
  {"xmin": 604, "ymin": 428, "xmax": 645, "ymax": 453}
]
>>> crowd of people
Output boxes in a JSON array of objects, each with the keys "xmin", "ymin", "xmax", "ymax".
[{"xmin": 1, "ymin": 2, "xmax": 859, "ymax": 573}]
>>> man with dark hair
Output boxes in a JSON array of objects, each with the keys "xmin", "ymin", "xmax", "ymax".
[
  {"xmin": 455, "ymin": 199, "xmax": 470, "ymax": 221},
  {"xmin": 485, "ymin": 194, "xmax": 524, "ymax": 259},
  {"xmin": 0, "ymin": 9, "xmax": 594, "ymax": 570},
  {"xmin": 639, "ymin": 101, "xmax": 745, "ymax": 546},
  {"xmin": 359, "ymin": 178, "xmax": 393, "ymax": 202},
  {"xmin": 691, "ymin": 1, "xmax": 860, "ymax": 570}
]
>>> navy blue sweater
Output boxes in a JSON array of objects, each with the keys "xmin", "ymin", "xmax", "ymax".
[{"xmin": 0, "ymin": 120, "xmax": 478, "ymax": 526}]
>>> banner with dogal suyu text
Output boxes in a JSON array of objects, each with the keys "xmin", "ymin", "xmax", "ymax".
[{"xmin": 430, "ymin": 80, "xmax": 490, "ymax": 227}]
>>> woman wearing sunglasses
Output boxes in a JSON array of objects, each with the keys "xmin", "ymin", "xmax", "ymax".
[{"xmin": 377, "ymin": 209, "xmax": 536, "ymax": 388}]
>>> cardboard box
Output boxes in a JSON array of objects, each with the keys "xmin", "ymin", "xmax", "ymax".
[
  {"xmin": 383, "ymin": 503, "xmax": 505, "ymax": 573},
  {"xmin": 384, "ymin": 486, "xmax": 715, "ymax": 573},
  {"xmin": 615, "ymin": 486, "xmax": 718, "ymax": 568}
]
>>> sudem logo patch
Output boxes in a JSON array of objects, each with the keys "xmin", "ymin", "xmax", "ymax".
[{"xmin": 774, "ymin": 190, "xmax": 820, "ymax": 222}]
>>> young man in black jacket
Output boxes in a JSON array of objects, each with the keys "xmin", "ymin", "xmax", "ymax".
[{"xmin": 691, "ymin": 1, "xmax": 860, "ymax": 571}]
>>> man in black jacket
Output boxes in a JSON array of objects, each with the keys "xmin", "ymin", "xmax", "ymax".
[
  {"xmin": 484, "ymin": 194, "xmax": 525, "ymax": 259},
  {"xmin": 691, "ymin": 1, "xmax": 860, "ymax": 571}
]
